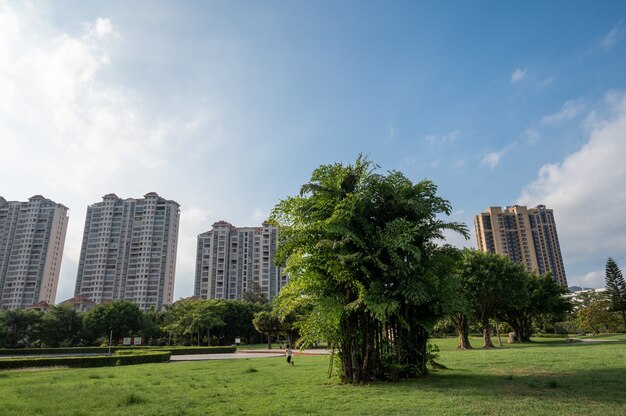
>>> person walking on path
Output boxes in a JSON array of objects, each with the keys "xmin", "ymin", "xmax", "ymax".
[{"xmin": 285, "ymin": 344, "xmax": 294, "ymax": 366}]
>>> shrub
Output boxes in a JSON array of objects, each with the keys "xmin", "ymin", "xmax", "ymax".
[
  {"xmin": 0, "ymin": 351, "xmax": 171, "ymax": 370},
  {"xmin": 0, "ymin": 346, "xmax": 235, "ymax": 356}
]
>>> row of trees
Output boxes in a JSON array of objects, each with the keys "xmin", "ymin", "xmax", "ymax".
[
  {"xmin": 0, "ymin": 299, "xmax": 266, "ymax": 348},
  {"xmin": 448, "ymin": 249, "xmax": 570, "ymax": 349}
]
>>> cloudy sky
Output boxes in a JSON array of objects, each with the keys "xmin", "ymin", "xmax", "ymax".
[{"xmin": 2, "ymin": 1, "xmax": 626, "ymax": 301}]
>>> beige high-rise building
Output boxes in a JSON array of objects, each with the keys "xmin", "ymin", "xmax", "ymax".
[
  {"xmin": 474, "ymin": 205, "xmax": 567, "ymax": 286},
  {"xmin": 0, "ymin": 195, "xmax": 69, "ymax": 309},
  {"xmin": 74, "ymin": 192, "xmax": 179, "ymax": 310},
  {"xmin": 195, "ymin": 221, "xmax": 287, "ymax": 301}
]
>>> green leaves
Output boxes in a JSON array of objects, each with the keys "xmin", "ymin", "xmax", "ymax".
[{"xmin": 271, "ymin": 156, "xmax": 468, "ymax": 381}]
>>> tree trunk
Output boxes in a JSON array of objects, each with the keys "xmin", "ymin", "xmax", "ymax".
[
  {"xmin": 482, "ymin": 320, "xmax": 495, "ymax": 349},
  {"xmin": 495, "ymin": 320, "xmax": 503, "ymax": 346},
  {"xmin": 455, "ymin": 314, "xmax": 472, "ymax": 349},
  {"xmin": 266, "ymin": 333, "xmax": 272, "ymax": 349}
]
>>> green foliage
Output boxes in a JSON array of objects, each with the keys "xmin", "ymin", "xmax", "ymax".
[
  {"xmin": 605, "ymin": 257, "xmax": 626, "ymax": 327},
  {"xmin": 0, "ymin": 308, "xmax": 42, "ymax": 347},
  {"xmin": 252, "ymin": 310, "xmax": 282, "ymax": 348},
  {"xmin": 82, "ymin": 301, "xmax": 145, "ymax": 344},
  {"xmin": 210, "ymin": 300, "xmax": 265, "ymax": 345},
  {"xmin": 498, "ymin": 272, "xmax": 571, "ymax": 342},
  {"xmin": 162, "ymin": 298, "xmax": 225, "ymax": 346},
  {"xmin": 0, "ymin": 346, "xmax": 235, "ymax": 356},
  {"xmin": 456, "ymin": 250, "xmax": 528, "ymax": 348},
  {"xmin": 141, "ymin": 307, "xmax": 165, "ymax": 344},
  {"xmin": 37, "ymin": 304, "xmax": 83, "ymax": 347},
  {"xmin": 0, "ymin": 350, "xmax": 171, "ymax": 370},
  {"xmin": 271, "ymin": 156, "xmax": 468, "ymax": 382},
  {"xmin": 575, "ymin": 291, "xmax": 623, "ymax": 334},
  {"xmin": 243, "ymin": 282, "xmax": 269, "ymax": 305}
]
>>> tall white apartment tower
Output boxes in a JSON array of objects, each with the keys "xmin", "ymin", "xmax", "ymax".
[
  {"xmin": 474, "ymin": 205, "xmax": 567, "ymax": 286},
  {"xmin": 0, "ymin": 196, "xmax": 69, "ymax": 309},
  {"xmin": 74, "ymin": 193, "xmax": 179, "ymax": 310},
  {"xmin": 194, "ymin": 221, "xmax": 287, "ymax": 301}
]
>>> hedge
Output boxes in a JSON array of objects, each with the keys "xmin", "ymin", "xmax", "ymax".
[
  {"xmin": 0, "ymin": 351, "xmax": 172, "ymax": 370},
  {"xmin": 0, "ymin": 346, "xmax": 236, "ymax": 356}
]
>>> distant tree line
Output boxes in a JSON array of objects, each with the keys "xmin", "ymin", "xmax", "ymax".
[{"xmin": 0, "ymin": 298, "xmax": 267, "ymax": 349}]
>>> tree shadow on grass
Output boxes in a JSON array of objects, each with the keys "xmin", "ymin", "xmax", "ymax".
[
  {"xmin": 407, "ymin": 366, "xmax": 626, "ymax": 406},
  {"xmin": 465, "ymin": 338, "xmax": 626, "ymax": 350}
]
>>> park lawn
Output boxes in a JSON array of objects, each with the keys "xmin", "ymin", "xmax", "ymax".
[{"xmin": 1, "ymin": 336, "xmax": 625, "ymax": 416}]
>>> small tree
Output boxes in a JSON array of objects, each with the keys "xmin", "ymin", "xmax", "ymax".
[
  {"xmin": 576, "ymin": 292, "xmax": 622, "ymax": 334},
  {"xmin": 252, "ymin": 310, "xmax": 282, "ymax": 349},
  {"xmin": 457, "ymin": 250, "xmax": 527, "ymax": 348},
  {"xmin": 605, "ymin": 257, "xmax": 626, "ymax": 328}
]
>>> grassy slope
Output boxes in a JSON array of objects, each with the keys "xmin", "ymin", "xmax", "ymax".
[{"xmin": 1, "ymin": 335, "xmax": 625, "ymax": 416}]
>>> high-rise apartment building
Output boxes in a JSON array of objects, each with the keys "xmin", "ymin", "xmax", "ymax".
[
  {"xmin": 74, "ymin": 192, "xmax": 179, "ymax": 310},
  {"xmin": 195, "ymin": 221, "xmax": 287, "ymax": 301},
  {"xmin": 474, "ymin": 205, "xmax": 567, "ymax": 286},
  {"xmin": 0, "ymin": 196, "xmax": 69, "ymax": 309}
]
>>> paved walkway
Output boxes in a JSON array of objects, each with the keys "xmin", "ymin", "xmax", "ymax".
[{"xmin": 170, "ymin": 349, "xmax": 331, "ymax": 362}]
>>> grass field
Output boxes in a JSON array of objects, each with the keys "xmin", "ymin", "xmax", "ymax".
[{"xmin": 1, "ymin": 334, "xmax": 625, "ymax": 416}]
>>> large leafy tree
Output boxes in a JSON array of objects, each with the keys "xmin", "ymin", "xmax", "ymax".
[
  {"xmin": 162, "ymin": 299, "xmax": 225, "ymax": 346},
  {"xmin": 0, "ymin": 308, "xmax": 42, "ymax": 347},
  {"xmin": 457, "ymin": 250, "xmax": 527, "ymax": 348},
  {"xmin": 605, "ymin": 257, "xmax": 626, "ymax": 328},
  {"xmin": 210, "ymin": 300, "xmax": 265, "ymax": 345},
  {"xmin": 271, "ymin": 156, "xmax": 467, "ymax": 382},
  {"xmin": 37, "ymin": 304, "xmax": 83, "ymax": 347},
  {"xmin": 497, "ymin": 272, "xmax": 571, "ymax": 342},
  {"xmin": 82, "ymin": 301, "xmax": 144, "ymax": 344}
]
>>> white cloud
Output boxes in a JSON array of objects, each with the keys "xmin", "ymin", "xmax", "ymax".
[
  {"xmin": 541, "ymin": 100, "xmax": 585, "ymax": 125},
  {"xmin": 578, "ymin": 270, "xmax": 605, "ymax": 289},
  {"xmin": 480, "ymin": 143, "xmax": 514, "ymax": 169},
  {"xmin": 510, "ymin": 68, "xmax": 526, "ymax": 84},
  {"xmin": 518, "ymin": 91, "xmax": 626, "ymax": 288},
  {"xmin": 425, "ymin": 130, "xmax": 461, "ymax": 145},
  {"xmin": 600, "ymin": 20, "xmax": 624, "ymax": 51}
]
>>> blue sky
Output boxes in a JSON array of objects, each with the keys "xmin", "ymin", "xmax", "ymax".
[{"xmin": 1, "ymin": 1, "xmax": 626, "ymax": 300}]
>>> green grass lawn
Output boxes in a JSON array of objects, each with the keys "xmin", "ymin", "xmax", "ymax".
[{"xmin": 1, "ymin": 335, "xmax": 625, "ymax": 416}]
